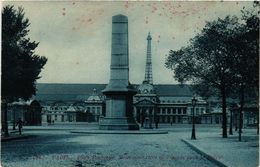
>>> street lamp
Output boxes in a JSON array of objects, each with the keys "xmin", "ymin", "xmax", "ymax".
[{"xmin": 191, "ymin": 96, "xmax": 197, "ymax": 140}]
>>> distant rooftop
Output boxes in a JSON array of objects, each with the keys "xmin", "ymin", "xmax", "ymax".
[{"xmin": 35, "ymin": 83, "xmax": 194, "ymax": 102}]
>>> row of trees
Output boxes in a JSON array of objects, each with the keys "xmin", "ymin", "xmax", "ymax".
[
  {"xmin": 165, "ymin": 2, "xmax": 259, "ymax": 139},
  {"xmin": 2, "ymin": 5, "xmax": 47, "ymax": 136}
]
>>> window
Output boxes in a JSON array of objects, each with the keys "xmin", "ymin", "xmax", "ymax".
[
  {"xmin": 55, "ymin": 115, "xmax": 57, "ymax": 121},
  {"xmin": 167, "ymin": 108, "xmax": 171, "ymax": 114},
  {"xmin": 162, "ymin": 108, "xmax": 166, "ymax": 114},
  {"xmin": 97, "ymin": 107, "xmax": 101, "ymax": 114},
  {"xmin": 173, "ymin": 109, "xmax": 176, "ymax": 114},
  {"xmin": 196, "ymin": 108, "xmax": 199, "ymax": 115},
  {"xmin": 178, "ymin": 108, "xmax": 181, "ymax": 114},
  {"xmin": 183, "ymin": 108, "xmax": 187, "ymax": 114},
  {"xmin": 178, "ymin": 116, "xmax": 182, "ymax": 123},
  {"xmin": 191, "ymin": 108, "xmax": 194, "ymax": 113},
  {"xmin": 201, "ymin": 108, "xmax": 204, "ymax": 114}
]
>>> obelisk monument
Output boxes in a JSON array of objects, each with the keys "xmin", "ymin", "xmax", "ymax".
[{"xmin": 99, "ymin": 14, "xmax": 139, "ymax": 130}]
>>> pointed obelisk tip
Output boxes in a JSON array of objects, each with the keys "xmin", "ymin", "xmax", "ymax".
[{"xmin": 112, "ymin": 14, "xmax": 128, "ymax": 23}]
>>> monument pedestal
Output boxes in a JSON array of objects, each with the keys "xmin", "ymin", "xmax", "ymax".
[
  {"xmin": 99, "ymin": 91, "xmax": 139, "ymax": 130},
  {"xmin": 99, "ymin": 117, "xmax": 139, "ymax": 130}
]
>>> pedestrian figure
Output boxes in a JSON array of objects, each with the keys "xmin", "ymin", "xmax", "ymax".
[{"xmin": 16, "ymin": 118, "xmax": 23, "ymax": 135}]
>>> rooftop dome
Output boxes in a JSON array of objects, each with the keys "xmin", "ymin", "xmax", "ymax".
[
  {"xmin": 87, "ymin": 88, "xmax": 101, "ymax": 101},
  {"xmin": 137, "ymin": 81, "xmax": 155, "ymax": 94},
  {"xmin": 67, "ymin": 105, "xmax": 76, "ymax": 112}
]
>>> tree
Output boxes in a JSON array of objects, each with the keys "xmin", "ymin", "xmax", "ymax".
[
  {"xmin": 2, "ymin": 5, "xmax": 47, "ymax": 136},
  {"xmin": 228, "ymin": 2, "xmax": 259, "ymax": 140},
  {"xmin": 165, "ymin": 16, "xmax": 242, "ymax": 138}
]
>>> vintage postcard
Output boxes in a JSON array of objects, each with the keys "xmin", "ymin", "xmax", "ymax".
[{"xmin": 1, "ymin": 1, "xmax": 259, "ymax": 167}]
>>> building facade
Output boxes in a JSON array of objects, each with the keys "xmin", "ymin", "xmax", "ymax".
[{"xmin": 39, "ymin": 88, "xmax": 104, "ymax": 124}]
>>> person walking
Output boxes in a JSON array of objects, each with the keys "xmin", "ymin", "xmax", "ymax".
[{"xmin": 16, "ymin": 118, "xmax": 23, "ymax": 135}]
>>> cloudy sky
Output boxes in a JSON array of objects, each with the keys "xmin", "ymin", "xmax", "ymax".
[{"xmin": 3, "ymin": 1, "xmax": 254, "ymax": 84}]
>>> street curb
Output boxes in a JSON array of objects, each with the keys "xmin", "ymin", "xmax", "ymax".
[
  {"xmin": 70, "ymin": 130, "xmax": 168, "ymax": 135},
  {"xmin": 181, "ymin": 139, "xmax": 228, "ymax": 167},
  {"xmin": 1, "ymin": 135, "xmax": 37, "ymax": 142},
  {"xmin": 24, "ymin": 128, "xmax": 90, "ymax": 131}
]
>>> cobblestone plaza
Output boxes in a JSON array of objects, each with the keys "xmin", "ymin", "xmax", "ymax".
[{"xmin": 1, "ymin": 124, "xmax": 258, "ymax": 167}]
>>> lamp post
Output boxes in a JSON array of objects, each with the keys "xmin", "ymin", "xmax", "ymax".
[
  {"xmin": 229, "ymin": 109, "xmax": 233, "ymax": 135},
  {"xmin": 191, "ymin": 96, "xmax": 197, "ymax": 140}
]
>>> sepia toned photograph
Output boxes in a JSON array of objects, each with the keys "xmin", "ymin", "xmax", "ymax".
[{"xmin": 1, "ymin": 1, "xmax": 259, "ymax": 167}]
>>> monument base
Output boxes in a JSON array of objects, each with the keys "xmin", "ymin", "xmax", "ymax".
[{"xmin": 99, "ymin": 117, "xmax": 139, "ymax": 130}]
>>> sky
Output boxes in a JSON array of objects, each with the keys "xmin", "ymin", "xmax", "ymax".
[{"xmin": 2, "ymin": 1, "xmax": 254, "ymax": 84}]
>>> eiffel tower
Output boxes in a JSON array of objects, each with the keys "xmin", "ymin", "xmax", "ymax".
[{"xmin": 144, "ymin": 32, "xmax": 153, "ymax": 84}]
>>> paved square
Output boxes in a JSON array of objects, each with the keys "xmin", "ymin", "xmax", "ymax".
[{"xmin": 1, "ymin": 124, "xmax": 258, "ymax": 167}]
